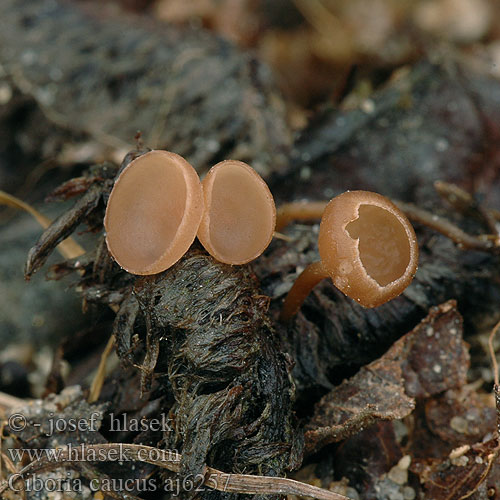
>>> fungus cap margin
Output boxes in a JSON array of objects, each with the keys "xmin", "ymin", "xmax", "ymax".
[
  {"xmin": 318, "ymin": 190, "xmax": 418, "ymax": 307},
  {"xmin": 104, "ymin": 150, "xmax": 204, "ymax": 275}
]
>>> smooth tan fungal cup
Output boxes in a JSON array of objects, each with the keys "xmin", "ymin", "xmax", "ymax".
[
  {"xmin": 280, "ymin": 190, "xmax": 419, "ymax": 320},
  {"xmin": 104, "ymin": 150, "xmax": 204, "ymax": 275},
  {"xmin": 198, "ymin": 160, "xmax": 276, "ymax": 265},
  {"xmin": 318, "ymin": 191, "xmax": 418, "ymax": 308}
]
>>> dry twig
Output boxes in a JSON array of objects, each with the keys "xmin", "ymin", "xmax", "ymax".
[
  {"xmin": 0, "ymin": 443, "xmax": 352, "ymax": 500},
  {"xmin": 275, "ymin": 197, "xmax": 500, "ymax": 254},
  {"xmin": 488, "ymin": 319, "xmax": 500, "ymax": 437},
  {"xmin": 88, "ymin": 334, "xmax": 116, "ymax": 403},
  {"xmin": 0, "ymin": 190, "xmax": 85, "ymax": 260},
  {"xmin": 396, "ymin": 201, "xmax": 499, "ymax": 252}
]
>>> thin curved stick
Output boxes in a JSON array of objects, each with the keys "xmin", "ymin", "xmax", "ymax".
[
  {"xmin": 275, "ymin": 198, "xmax": 500, "ymax": 254},
  {"xmin": 434, "ymin": 181, "xmax": 500, "ymax": 236},
  {"xmin": 488, "ymin": 319, "xmax": 500, "ymax": 439},
  {"xmin": 0, "ymin": 443, "xmax": 352, "ymax": 500},
  {"xmin": 488, "ymin": 320, "xmax": 500, "ymax": 388},
  {"xmin": 0, "ymin": 190, "xmax": 85, "ymax": 260},
  {"xmin": 396, "ymin": 201, "xmax": 499, "ymax": 253},
  {"xmin": 458, "ymin": 444, "xmax": 500, "ymax": 500},
  {"xmin": 88, "ymin": 334, "xmax": 116, "ymax": 403}
]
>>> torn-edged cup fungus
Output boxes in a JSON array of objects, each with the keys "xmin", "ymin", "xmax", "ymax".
[
  {"xmin": 280, "ymin": 190, "xmax": 419, "ymax": 320},
  {"xmin": 197, "ymin": 160, "xmax": 276, "ymax": 265},
  {"xmin": 104, "ymin": 150, "xmax": 204, "ymax": 275}
]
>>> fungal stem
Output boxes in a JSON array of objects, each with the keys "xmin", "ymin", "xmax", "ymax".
[
  {"xmin": 280, "ymin": 261, "xmax": 329, "ymax": 321},
  {"xmin": 276, "ymin": 201, "xmax": 328, "ymax": 232}
]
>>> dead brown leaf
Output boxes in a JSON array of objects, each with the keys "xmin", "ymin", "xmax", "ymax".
[{"xmin": 305, "ymin": 300, "xmax": 469, "ymax": 454}]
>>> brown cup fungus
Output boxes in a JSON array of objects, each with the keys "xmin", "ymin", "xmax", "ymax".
[
  {"xmin": 197, "ymin": 160, "xmax": 276, "ymax": 265},
  {"xmin": 104, "ymin": 150, "xmax": 204, "ymax": 275},
  {"xmin": 280, "ymin": 190, "xmax": 419, "ymax": 320}
]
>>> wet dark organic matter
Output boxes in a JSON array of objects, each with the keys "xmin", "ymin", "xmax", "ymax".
[
  {"xmin": 255, "ymin": 59, "xmax": 500, "ymax": 402},
  {"xmin": 24, "ymin": 139, "xmax": 500, "ymax": 498},
  {"xmin": 272, "ymin": 61, "xmax": 500, "ymax": 206},
  {"xmin": 131, "ymin": 250, "xmax": 303, "ymax": 478},
  {"xmin": 25, "ymin": 151, "xmax": 303, "ymax": 499},
  {"xmin": 0, "ymin": 0, "xmax": 291, "ymax": 179},
  {"xmin": 255, "ymin": 218, "xmax": 500, "ymax": 402},
  {"xmin": 5, "ymin": 1, "xmax": 500, "ymax": 499},
  {"xmin": 304, "ymin": 301, "xmax": 468, "ymax": 455}
]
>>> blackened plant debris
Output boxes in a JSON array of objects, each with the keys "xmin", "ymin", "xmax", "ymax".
[
  {"xmin": 255, "ymin": 217, "xmax": 500, "ymax": 403},
  {"xmin": 25, "ymin": 142, "xmax": 500, "ymax": 498},
  {"xmin": 25, "ymin": 150, "xmax": 303, "ymax": 499},
  {"xmin": 410, "ymin": 438, "xmax": 500, "ymax": 499},
  {"xmin": 24, "ymin": 184, "xmax": 102, "ymax": 279},
  {"xmin": 7, "ymin": 386, "xmax": 107, "ymax": 451},
  {"xmin": 0, "ymin": 0, "xmax": 291, "ymax": 178},
  {"xmin": 271, "ymin": 60, "xmax": 500, "ymax": 206},
  {"xmin": 24, "ymin": 151, "xmax": 149, "ymax": 280},
  {"xmin": 0, "ymin": 390, "xmax": 337, "ymax": 499},
  {"xmin": 0, "ymin": 442, "xmax": 348, "ymax": 500},
  {"xmin": 124, "ymin": 249, "xmax": 303, "ymax": 483},
  {"xmin": 303, "ymin": 301, "xmax": 468, "ymax": 455},
  {"xmin": 251, "ymin": 57, "xmax": 500, "ymax": 404},
  {"xmin": 27, "ymin": 146, "xmax": 500, "ymax": 441}
]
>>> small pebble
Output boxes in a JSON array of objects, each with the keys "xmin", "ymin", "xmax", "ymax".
[
  {"xmin": 393, "ymin": 420, "xmax": 408, "ymax": 444},
  {"xmin": 0, "ymin": 83, "xmax": 12, "ymax": 105},
  {"xmin": 388, "ymin": 464, "xmax": 408, "ymax": 485},
  {"xmin": 345, "ymin": 487, "xmax": 360, "ymax": 500},
  {"xmin": 449, "ymin": 444, "xmax": 470, "ymax": 459},
  {"xmin": 398, "ymin": 455, "xmax": 411, "ymax": 470},
  {"xmin": 435, "ymin": 138, "xmax": 449, "ymax": 152},
  {"xmin": 361, "ymin": 99, "xmax": 375, "ymax": 114},
  {"xmin": 451, "ymin": 455, "xmax": 469, "ymax": 466},
  {"xmin": 300, "ymin": 166, "xmax": 311, "ymax": 180},
  {"xmin": 450, "ymin": 416, "xmax": 468, "ymax": 434},
  {"xmin": 403, "ymin": 486, "xmax": 416, "ymax": 500}
]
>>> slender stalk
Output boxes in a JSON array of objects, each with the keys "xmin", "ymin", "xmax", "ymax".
[
  {"xmin": 280, "ymin": 261, "xmax": 329, "ymax": 321},
  {"xmin": 276, "ymin": 201, "xmax": 328, "ymax": 232}
]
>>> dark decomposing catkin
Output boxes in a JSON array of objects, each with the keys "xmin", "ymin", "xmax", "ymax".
[
  {"xmin": 25, "ymin": 150, "xmax": 303, "ymax": 499},
  {"xmin": 120, "ymin": 249, "xmax": 303, "ymax": 484}
]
